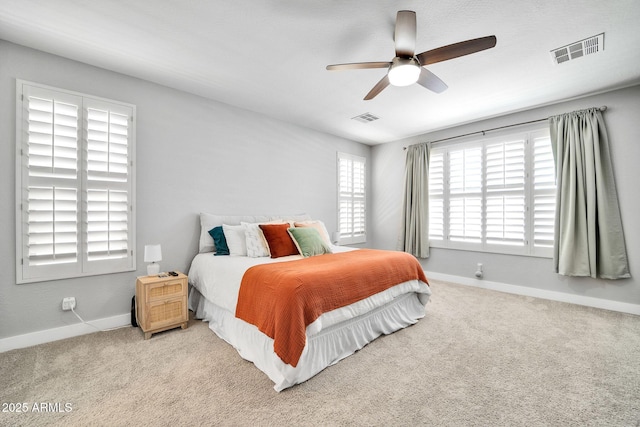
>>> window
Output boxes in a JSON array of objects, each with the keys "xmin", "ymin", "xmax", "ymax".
[
  {"xmin": 428, "ymin": 126, "xmax": 555, "ymax": 257},
  {"xmin": 16, "ymin": 81, "xmax": 136, "ymax": 283},
  {"xmin": 337, "ymin": 152, "xmax": 366, "ymax": 245}
]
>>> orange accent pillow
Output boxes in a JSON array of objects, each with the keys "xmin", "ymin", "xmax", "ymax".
[{"xmin": 259, "ymin": 223, "xmax": 300, "ymax": 258}]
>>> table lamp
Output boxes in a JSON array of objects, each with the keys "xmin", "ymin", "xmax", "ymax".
[{"xmin": 144, "ymin": 244, "xmax": 162, "ymax": 275}]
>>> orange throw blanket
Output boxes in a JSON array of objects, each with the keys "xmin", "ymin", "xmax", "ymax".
[{"xmin": 235, "ymin": 249, "xmax": 429, "ymax": 367}]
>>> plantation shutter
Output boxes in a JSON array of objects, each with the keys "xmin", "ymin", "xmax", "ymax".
[
  {"xmin": 20, "ymin": 85, "xmax": 82, "ymax": 281},
  {"xmin": 427, "ymin": 126, "xmax": 554, "ymax": 257},
  {"xmin": 485, "ymin": 138, "xmax": 526, "ymax": 246},
  {"xmin": 531, "ymin": 131, "xmax": 556, "ymax": 250},
  {"xmin": 84, "ymin": 100, "xmax": 133, "ymax": 269},
  {"xmin": 17, "ymin": 81, "xmax": 135, "ymax": 284},
  {"xmin": 338, "ymin": 153, "xmax": 366, "ymax": 244},
  {"xmin": 428, "ymin": 151, "xmax": 444, "ymax": 241},
  {"xmin": 448, "ymin": 145, "xmax": 482, "ymax": 243}
]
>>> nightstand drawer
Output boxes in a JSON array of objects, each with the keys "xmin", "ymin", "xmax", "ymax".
[
  {"xmin": 146, "ymin": 279, "xmax": 185, "ymax": 302},
  {"xmin": 147, "ymin": 296, "xmax": 188, "ymax": 330}
]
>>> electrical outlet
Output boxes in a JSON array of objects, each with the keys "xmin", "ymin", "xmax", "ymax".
[{"xmin": 62, "ymin": 297, "xmax": 76, "ymax": 311}]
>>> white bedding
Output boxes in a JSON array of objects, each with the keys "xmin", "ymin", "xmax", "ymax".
[
  {"xmin": 189, "ymin": 246, "xmax": 355, "ymax": 313},
  {"xmin": 188, "ymin": 246, "xmax": 431, "ymax": 391}
]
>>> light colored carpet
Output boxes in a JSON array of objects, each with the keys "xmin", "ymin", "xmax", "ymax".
[{"xmin": 1, "ymin": 280, "xmax": 639, "ymax": 427}]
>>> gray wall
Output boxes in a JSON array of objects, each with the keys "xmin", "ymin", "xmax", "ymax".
[
  {"xmin": 371, "ymin": 84, "xmax": 640, "ymax": 305},
  {"xmin": 2, "ymin": 37, "xmax": 637, "ymax": 342},
  {"xmin": 0, "ymin": 41, "xmax": 370, "ymax": 339}
]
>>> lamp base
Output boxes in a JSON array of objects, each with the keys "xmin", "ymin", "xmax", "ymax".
[{"xmin": 147, "ymin": 263, "xmax": 160, "ymax": 276}]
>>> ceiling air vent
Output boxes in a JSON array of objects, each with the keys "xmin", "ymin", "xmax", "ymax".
[
  {"xmin": 551, "ymin": 33, "xmax": 604, "ymax": 65},
  {"xmin": 352, "ymin": 112, "xmax": 379, "ymax": 123}
]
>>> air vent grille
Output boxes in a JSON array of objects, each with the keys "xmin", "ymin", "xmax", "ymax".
[
  {"xmin": 352, "ymin": 112, "xmax": 379, "ymax": 123},
  {"xmin": 551, "ymin": 33, "xmax": 604, "ymax": 65}
]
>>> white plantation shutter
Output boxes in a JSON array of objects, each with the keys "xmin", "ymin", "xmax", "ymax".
[
  {"xmin": 485, "ymin": 138, "xmax": 525, "ymax": 246},
  {"xmin": 428, "ymin": 151, "xmax": 444, "ymax": 241},
  {"xmin": 27, "ymin": 186, "xmax": 78, "ymax": 266},
  {"xmin": 16, "ymin": 81, "xmax": 135, "ymax": 283},
  {"xmin": 84, "ymin": 100, "xmax": 133, "ymax": 269},
  {"xmin": 531, "ymin": 130, "xmax": 556, "ymax": 252},
  {"xmin": 19, "ymin": 86, "xmax": 81, "ymax": 280},
  {"xmin": 27, "ymin": 94, "xmax": 79, "ymax": 179},
  {"xmin": 449, "ymin": 145, "xmax": 483, "ymax": 244},
  {"xmin": 338, "ymin": 153, "xmax": 366, "ymax": 244},
  {"xmin": 86, "ymin": 106, "xmax": 130, "ymax": 182},
  {"xmin": 428, "ymin": 126, "xmax": 554, "ymax": 257},
  {"xmin": 449, "ymin": 197, "xmax": 483, "ymax": 243},
  {"xmin": 86, "ymin": 189, "xmax": 130, "ymax": 261}
]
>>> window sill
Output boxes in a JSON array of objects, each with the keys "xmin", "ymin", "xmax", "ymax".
[{"xmin": 428, "ymin": 242, "xmax": 553, "ymax": 259}]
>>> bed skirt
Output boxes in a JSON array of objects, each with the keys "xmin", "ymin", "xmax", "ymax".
[{"xmin": 189, "ymin": 283, "xmax": 429, "ymax": 391}]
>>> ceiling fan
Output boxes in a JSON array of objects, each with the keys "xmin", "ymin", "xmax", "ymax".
[{"xmin": 326, "ymin": 10, "xmax": 497, "ymax": 100}]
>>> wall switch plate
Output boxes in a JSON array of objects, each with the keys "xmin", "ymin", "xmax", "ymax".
[{"xmin": 62, "ymin": 297, "xmax": 76, "ymax": 311}]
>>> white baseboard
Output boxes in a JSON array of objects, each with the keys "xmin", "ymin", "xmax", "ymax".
[
  {"xmin": 425, "ymin": 271, "xmax": 640, "ymax": 316},
  {"xmin": 0, "ymin": 313, "xmax": 131, "ymax": 353}
]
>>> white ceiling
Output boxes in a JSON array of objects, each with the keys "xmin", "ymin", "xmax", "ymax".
[{"xmin": 1, "ymin": 0, "xmax": 639, "ymax": 145}]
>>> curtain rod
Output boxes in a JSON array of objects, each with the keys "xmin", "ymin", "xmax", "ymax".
[{"xmin": 403, "ymin": 105, "xmax": 607, "ymax": 150}]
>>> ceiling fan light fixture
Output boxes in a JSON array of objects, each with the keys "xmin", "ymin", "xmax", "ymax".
[{"xmin": 388, "ymin": 57, "xmax": 420, "ymax": 87}]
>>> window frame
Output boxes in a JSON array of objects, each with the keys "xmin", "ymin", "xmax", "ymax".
[
  {"xmin": 428, "ymin": 124, "xmax": 554, "ymax": 258},
  {"xmin": 15, "ymin": 80, "xmax": 136, "ymax": 284},
  {"xmin": 337, "ymin": 152, "xmax": 366, "ymax": 245}
]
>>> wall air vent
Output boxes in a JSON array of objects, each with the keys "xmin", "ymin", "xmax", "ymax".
[
  {"xmin": 551, "ymin": 33, "xmax": 604, "ymax": 65},
  {"xmin": 352, "ymin": 112, "xmax": 380, "ymax": 123}
]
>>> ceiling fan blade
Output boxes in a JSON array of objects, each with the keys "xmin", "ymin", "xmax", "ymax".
[
  {"xmin": 364, "ymin": 75, "xmax": 390, "ymax": 100},
  {"xmin": 417, "ymin": 68, "xmax": 448, "ymax": 93},
  {"xmin": 416, "ymin": 35, "xmax": 497, "ymax": 66},
  {"xmin": 326, "ymin": 62, "xmax": 391, "ymax": 71},
  {"xmin": 394, "ymin": 10, "xmax": 416, "ymax": 57}
]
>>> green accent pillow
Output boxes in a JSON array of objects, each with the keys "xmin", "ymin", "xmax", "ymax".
[{"xmin": 288, "ymin": 227, "xmax": 333, "ymax": 257}]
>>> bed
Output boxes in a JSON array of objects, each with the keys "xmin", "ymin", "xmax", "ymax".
[{"xmin": 188, "ymin": 213, "xmax": 432, "ymax": 391}]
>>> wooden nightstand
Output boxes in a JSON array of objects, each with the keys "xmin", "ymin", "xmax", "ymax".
[{"xmin": 136, "ymin": 272, "xmax": 188, "ymax": 339}]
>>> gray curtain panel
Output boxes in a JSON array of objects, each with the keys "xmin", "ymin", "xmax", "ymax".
[
  {"xmin": 549, "ymin": 108, "xmax": 630, "ymax": 279},
  {"xmin": 400, "ymin": 143, "xmax": 430, "ymax": 258}
]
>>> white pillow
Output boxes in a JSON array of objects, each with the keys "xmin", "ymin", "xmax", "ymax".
[
  {"xmin": 222, "ymin": 224, "xmax": 247, "ymax": 256},
  {"xmin": 242, "ymin": 221, "xmax": 277, "ymax": 258},
  {"xmin": 198, "ymin": 212, "xmax": 311, "ymax": 253},
  {"xmin": 199, "ymin": 213, "xmax": 271, "ymax": 253}
]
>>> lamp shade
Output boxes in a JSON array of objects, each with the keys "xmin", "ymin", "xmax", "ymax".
[{"xmin": 144, "ymin": 244, "xmax": 162, "ymax": 263}]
